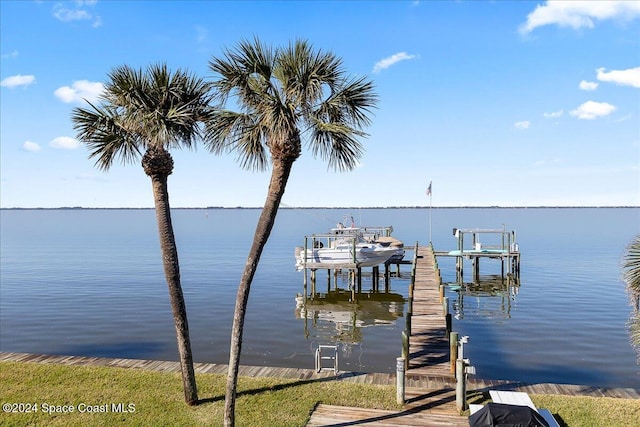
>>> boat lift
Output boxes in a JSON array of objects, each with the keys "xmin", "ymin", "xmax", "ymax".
[{"xmin": 436, "ymin": 227, "xmax": 520, "ymax": 282}]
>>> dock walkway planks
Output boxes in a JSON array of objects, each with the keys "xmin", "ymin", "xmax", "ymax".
[
  {"xmin": 407, "ymin": 245, "xmax": 452, "ymax": 378},
  {"xmin": 306, "ymin": 404, "xmax": 468, "ymax": 427}
]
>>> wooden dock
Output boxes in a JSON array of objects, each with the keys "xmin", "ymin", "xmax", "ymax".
[
  {"xmin": 407, "ymin": 245, "xmax": 452, "ymax": 378},
  {"xmin": 306, "ymin": 403, "xmax": 468, "ymax": 427}
]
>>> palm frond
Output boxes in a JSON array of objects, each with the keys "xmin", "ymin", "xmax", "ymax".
[
  {"xmin": 623, "ymin": 234, "xmax": 640, "ymax": 297},
  {"xmin": 623, "ymin": 235, "xmax": 640, "ymax": 354},
  {"xmin": 310, "ymin": 121, "xmax": 365, "ymax": 172},
  {"xmin": 277, "ymin": 40, "xmax": 342, "ymax": 110},
  {"xmin": 71, "ymin": 103, "xmax": 141, "ymax": 171},
  {"xmin": 209, "ymin": 37, "xmax": 276, "ymax": 109},
  {"xmin": 630, "ymin": 312, "xmax": 640, "ymax": 355},
  {"xmin": 207, "ymin": 37, "xmax": 377, "ymax": 172},
  {"xmin": 203, "ymin": 110, "xmax": 268, "ymax": 171},
  {"xmin": 72, "ymin": 63, "xmax": 215, "ymax": 171}
]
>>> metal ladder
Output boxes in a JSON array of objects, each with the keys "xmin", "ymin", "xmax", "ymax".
[{"xmin": 315, "ymin": 344, "xmax": 339, "ymax": 374}]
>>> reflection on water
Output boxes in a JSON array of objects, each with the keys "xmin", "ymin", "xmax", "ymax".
[
  {"xmin": 295, "ymin": 290, "xmax": 405, "ymax": 340},
  {"xmin": 294, "ymin": 270, "xmax": 406, "ymax": 365},
  {"xmin": 450, "ymin": 274, "xmax": 520, "ymax": 319}
]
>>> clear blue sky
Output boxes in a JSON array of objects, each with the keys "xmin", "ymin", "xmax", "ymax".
[{"xmin": 1, "ymin": 0, "xmax": 639, "ymax": 208}]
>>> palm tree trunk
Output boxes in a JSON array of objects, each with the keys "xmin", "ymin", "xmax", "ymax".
[
  {"xmin": 150, "ymin": 173, "xmax": 199, "ymax": 405},
  {"xmin": 223, "ymin": 158, "xmax": 295, "ymax": 426}
]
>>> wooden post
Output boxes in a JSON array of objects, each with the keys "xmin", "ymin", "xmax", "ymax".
[
  {"xmin": 350, "ymin": 271, "xmax": 355, "ymax": 302},
  {"xmin": 473, "ymin": 257, "xmax": 479, "ymax": 282},
  {"xmin": 402, "ymin": 330, "xmax": 409, "ymax": 371},
  {"xmin": 303, "ymin": 266, "xmax": 308, "ymax": 294},
  {"xmin": 373, "ymin": 265, "xmax": 379, "ymax": 291},
  {"xmin": 456, "ymin": 359, "xmax": 467, "ymax": 412},
  {"xmin": 459, "ymin": 232, "xmax": 464, "ymax": 280},
  {"xmin": 304, "ymin": 236, "xmax": 309, "ymax": 266},
  {"xmin": 384, "ymin": 262, "xmax": 391, "ymax": 289},
  {"xmin": 396, "ymin": 357, "xmax": 405, "ymax": 405},
  {"xmin": 507, "ymin": 231, "xmax": 512, "ymax": 276},
  {"xmin": 450, "ymin": 331, "xmax": 458, "ymax": 376},
  {"xmin": 410, "ymin": 264, "xmax": 416, "ymax": 287},
  {"xmin": 444, "ymin": 297, "xmax": 452, "ymax": 337}
]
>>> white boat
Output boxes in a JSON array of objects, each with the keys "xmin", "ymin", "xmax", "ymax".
[
  {"xmin": 295, "ymin": 220, "xmax": 404, "ymax": 270},
  {"xmin": 331, "ymin": 221, "xmax": 405, "ymax": 263}
]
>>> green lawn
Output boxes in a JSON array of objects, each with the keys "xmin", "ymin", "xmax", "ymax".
[
  {"xmin": 1, "ymin": 361, "xmax": 638, "ymax": 426},
  {"xmin": 0, "ymin": 362, "xmax": 396, "ymax": 426}
]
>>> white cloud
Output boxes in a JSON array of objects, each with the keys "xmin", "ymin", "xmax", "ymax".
[
  {"xmin": 54, "ymin": 6, "xmax": 90, "ymax": 22},
  {"xmin": 23, "ymin": 141, "xmax": 41, "ymax": 152},
  {"xmin": 514, "ymin": 120, "xmax": 531, "ymax": 130},
  {"xmin": 570, "ymin": 100, "xmax": 616, "ymax": 119},
  {"xmin": 1, "ymin": 50, "xmax": 18, "ymax": 59},
  {"xmin": 49, "ymin": 136, "xmax": 80, "ymax": 149},
  {"xmin": 372, "ymin": 52, "xmax": 417, "ymax": 74},
  {"xmin": 1, "ymin": 74, "xmax": 35, "ymax": 88},
  {"xmin": 579, "ymin": 80, "xmax": 598, "ymax": 91},
  {"xmin": 596, "ymin": 67, "xmax": 640, "ymax": 88},
  {"xmin": 519, "ymin": 1, "xmax": 640, "ymax": 34},
  {"xmin": 543, "ymin": 109, "xmax": 564, "ymax": 118},
  {"xmin": 52, "ymin": 1, "xmax": 102, "ymax": 27},
  {"xmin": 54, "ymin": 80, "xmax": 104, "ymax": 104}
]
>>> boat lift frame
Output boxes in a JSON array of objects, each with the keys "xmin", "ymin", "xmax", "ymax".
[{"xmin": 436, "ymin": 228, "xmax": 520, "ymax": 282}]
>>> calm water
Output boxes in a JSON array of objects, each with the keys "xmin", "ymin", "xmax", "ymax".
[{"xmin": 1, "ymin": 208, "xmax": 638, "ymax": 388}]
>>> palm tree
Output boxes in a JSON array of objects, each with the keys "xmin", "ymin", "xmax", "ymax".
[
  {"xmin": 623, "ymin": 234, "xmax": 640, "ymax": 358},
  {"xmin": 206, "ymin": 38, "xmax": 377, "ymax": 426},
  {"xmin": 71, "ymin": 63, "xmax": 214, "ymax": 405}
]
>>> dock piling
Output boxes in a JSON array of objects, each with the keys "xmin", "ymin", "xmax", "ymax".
[
  {"xmin": 456, "ymin": 359, "xmax": 467, "ymax": 412},
  {"xmin": 396, "ymin": 357, "xmax": 405, "ymax": 404},
  {"xmin": 450, "ymin": 331, "xmax": 458, "ymax": 376}
]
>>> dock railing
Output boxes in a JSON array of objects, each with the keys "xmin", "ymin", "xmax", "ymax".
[{"xmin": 301, "ymin": 232, "xmax": 360, "ymax": 267}]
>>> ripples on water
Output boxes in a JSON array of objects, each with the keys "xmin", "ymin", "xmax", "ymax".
[{"xmin": 1, "ymin": 207, "xmax": 638, "ymax": 388}]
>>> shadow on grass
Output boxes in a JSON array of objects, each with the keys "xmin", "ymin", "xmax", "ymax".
[{"xmin": 196, "ymin": 371, "xmax": 368, "ymax": 405}]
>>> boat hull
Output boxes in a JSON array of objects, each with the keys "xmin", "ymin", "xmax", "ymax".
[{"xmin": 295, "ymin": 244, "xmax": 397, "ymax": 270}]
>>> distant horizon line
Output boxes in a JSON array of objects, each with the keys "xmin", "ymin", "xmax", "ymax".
[{"xmin": 1, "ymin": 205, "xmax": 638, "ymax": 210}]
